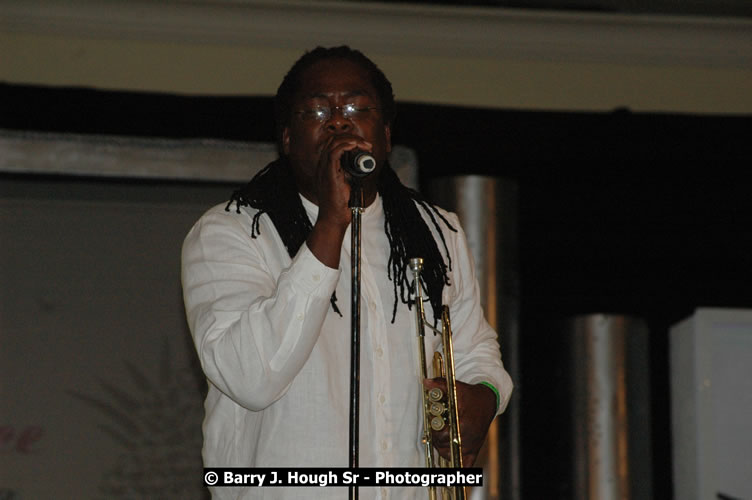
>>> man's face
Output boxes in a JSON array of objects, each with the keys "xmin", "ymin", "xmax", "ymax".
[{"xmin": 282, "ymin": 58, "xmax": 392, "ymax": 203}]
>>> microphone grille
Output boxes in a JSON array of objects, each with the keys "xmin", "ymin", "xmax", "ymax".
[{"xmin": 356, "ymin": 154, "xmax": 376, "ymax": 173}]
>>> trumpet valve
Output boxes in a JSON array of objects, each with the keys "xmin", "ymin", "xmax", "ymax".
[
  {"xmin": 429, "ymin": 400, "xmax": 446, "ymax": 416},
  {"xmin": 427, "ymin": 387, "xmax": 447, "ymax": 431},
  {"xmin": 428, "ymin": 387, "xmax": 444, "ymax": 402},
  {"xmin": 430, "ymin": 416, "xmax": 446, "ymax": 431}
]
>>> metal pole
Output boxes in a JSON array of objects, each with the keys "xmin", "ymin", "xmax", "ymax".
[
  {"xmin": 568, "ymin": 314, "xmax": 652, "ymax": 500},
  {"xmin": 348, "ymin": 184, "xmax": 364, "ymax": 500},
  {"xmin": 427, "ymin": 175, "xmax": 520, "ymax": 500}
]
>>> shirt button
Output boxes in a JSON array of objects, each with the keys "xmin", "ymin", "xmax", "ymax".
[
  {"xmin": 312, "ymin": 273, "xmax": 320, "ymax": 282},
  {"xmin": 381, "ymin": 440, "xmax": 389, "ymax": 451},
  {"xmin": 375, "ymin": 346, "xmax": 383, "ymax": 357},
  {"xmin": 297, "ymin": 313, "xmax": 304, "ymax": 321},
  {"xmin": 378, "ymin": 393, "xmax": 386, "ymax": 405}
]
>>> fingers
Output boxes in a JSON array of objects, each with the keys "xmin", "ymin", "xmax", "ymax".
[
  {"xmin": 316, "ymin": 135, "xmax": 372, "ymax": 199},
  {"xmin": 313, "ymin": 136, "xmax": 367, "ymax": 226}
]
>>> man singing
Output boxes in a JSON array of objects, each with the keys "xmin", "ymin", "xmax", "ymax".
[{"xmin": 182, "ymin": 46, "xmax": 513, "ymax": 499}]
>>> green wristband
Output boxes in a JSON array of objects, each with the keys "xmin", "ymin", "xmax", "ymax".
[{"xmin": 479, "ymin": 381, "xmax": 501, "ymax": 412}]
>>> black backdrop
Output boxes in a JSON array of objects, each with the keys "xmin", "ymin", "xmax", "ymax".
[{"xmin": 3, "ymin": 82, "xmax": 751, "ymax": 499}]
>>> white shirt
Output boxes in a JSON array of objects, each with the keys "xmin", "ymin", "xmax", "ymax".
[{"xmin": 181, "ymin": 194, "xmax": 513, "ymax": 499}]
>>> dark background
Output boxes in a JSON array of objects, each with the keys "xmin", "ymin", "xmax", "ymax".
[{"xmin": 3, "ymin": 82, "xmax": 751, "ymax": 499}]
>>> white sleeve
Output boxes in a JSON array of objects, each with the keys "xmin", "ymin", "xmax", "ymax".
[
  {"xmin": 444, "ymin": 215, "xmax": 514, "ymax": 416},
  {"xmin": 181, "ymin": 206, "xmax": 340, "ymax": 411}
]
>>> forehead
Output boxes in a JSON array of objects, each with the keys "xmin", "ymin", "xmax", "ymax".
[{"xmin": 292, "ymin": 58, "xmax": 379, "ymax": 102}]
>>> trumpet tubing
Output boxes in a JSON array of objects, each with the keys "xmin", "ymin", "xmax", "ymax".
[{"xmin": 409, "ymin": 257, "xmax": 466, "ymax": 500}]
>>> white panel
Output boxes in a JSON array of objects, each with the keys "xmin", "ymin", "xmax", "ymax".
[
  {"xmin": 670, "ymin": 308, "xmax": 752, "ymax": 500},
  {"xmin": 3, "ymin": 0, "xmax": 750, "ymax": 68},
  {"xmin": 0, "ymin": 129, "xmax": 419, "ymax": 188},
  {"xmin": 3, "ymin": 0, "xmax": 751, "ymax": 114},
  {"xmin": 0, "ymin": 197, "xmax": 211, "ymax": 499}
]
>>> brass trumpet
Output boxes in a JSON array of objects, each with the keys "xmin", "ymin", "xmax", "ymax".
[{"xmin": 409, "ymin": 257, "xmax": 466, "ymax": 500}]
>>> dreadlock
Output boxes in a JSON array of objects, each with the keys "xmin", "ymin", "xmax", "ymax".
[
  {"xmin": 377, "ymin": 166, "xmax": 456, "ymax": 323},
  {"xmin": 227, "ymin": 159, "xmax": 455, "ymax": 323},
  {"xmin": 227, "ymin": 45, "xmax": 456, "ymax": 322}
]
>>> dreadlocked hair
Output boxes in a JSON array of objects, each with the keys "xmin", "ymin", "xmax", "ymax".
[
  {"xmin": 377, "ymin": 165, "xmax": 456, "ymax": 324},
  {"xmin": 226, "ymin": 159, "xmax": 456, "ymax": 324}
]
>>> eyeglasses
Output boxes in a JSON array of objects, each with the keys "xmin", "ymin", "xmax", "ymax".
[{"xmin": 293, "ymin": 103, "xmax": 380, "ymax": 123}]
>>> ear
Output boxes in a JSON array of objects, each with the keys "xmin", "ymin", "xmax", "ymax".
[
  {"xmin": 384, "ymin": 123, "xmax": 392, "ymax": 154},
  {"xmin": 282, "ymin": 127, "xmax": 291, "ymax": 155}
]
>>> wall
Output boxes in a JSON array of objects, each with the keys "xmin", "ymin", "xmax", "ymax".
[{"xmin": 2, "ymin": 0, "xmax": 751, "ymax": 114}]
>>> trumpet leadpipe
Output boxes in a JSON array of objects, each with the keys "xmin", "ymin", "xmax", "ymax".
[{"xmin": 409, "ymin": 258, "xmax": 436, "ymax": 466}]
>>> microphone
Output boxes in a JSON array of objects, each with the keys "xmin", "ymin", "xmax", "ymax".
[{"xmin": 341, "ymin": 149, "xmax": 376, "ymax": 178}]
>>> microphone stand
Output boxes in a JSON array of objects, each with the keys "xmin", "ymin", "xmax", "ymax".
[{"xmin": 348, "ymin": 180, "xmax": 364, "ymax": 500}]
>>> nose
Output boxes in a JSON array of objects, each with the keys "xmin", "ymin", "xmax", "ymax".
[{"xmin": 325, "ymin": 107, "xmax": 352, "ymax": 133}]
